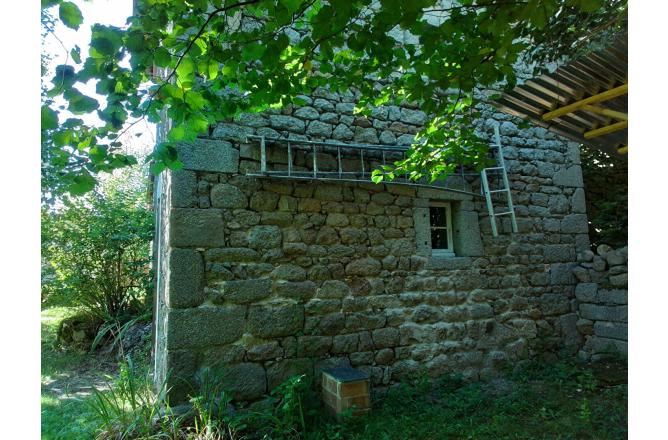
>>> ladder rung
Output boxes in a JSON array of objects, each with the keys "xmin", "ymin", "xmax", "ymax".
[
  {"xmin": 489, "ymin": 189, "xmax": 509, "ymax": 193},
  {"xmin": 493, "ymin": 211, "xmax": 514, "ymax": 216},
  {"xmin": 484, "ymin": 167, "xmax": 504, "ymax": 171}
]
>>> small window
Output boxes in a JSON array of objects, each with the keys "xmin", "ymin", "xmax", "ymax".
[{"xmin": 429, "ymin": 202, "xmax": 454, "ymax": 257}]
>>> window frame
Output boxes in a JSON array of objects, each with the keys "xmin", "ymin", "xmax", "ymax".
[{"xmin": 429, "ymin": 201, "xmax": 455, "ymax": 257}]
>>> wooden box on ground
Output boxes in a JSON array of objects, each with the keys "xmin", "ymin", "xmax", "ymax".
[{"xmin": 321, "ymin": 367, "xmax": 371, "ymax": 418}]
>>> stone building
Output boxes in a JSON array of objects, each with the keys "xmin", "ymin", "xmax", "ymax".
[{"xmin": 151, "ymin": 87, "xmax": 593, "ymax": 403}]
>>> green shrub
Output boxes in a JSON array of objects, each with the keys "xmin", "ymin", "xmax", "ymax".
[
  {"xmin": 41, "ymin": 166, "xmax": 153, "ymax": 326},
  {"xmin": 580, "ymin": 145, "xmax": 627, "ymax": 249}
]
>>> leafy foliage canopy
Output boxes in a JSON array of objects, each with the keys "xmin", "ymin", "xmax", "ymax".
[{"xmin": 41, "ymin": 0, "xmax": 627, "ymax": 196}]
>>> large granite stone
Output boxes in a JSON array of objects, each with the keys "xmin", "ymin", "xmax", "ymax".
[
  {"xmin": 168, "ymin": 248, "xmax": 204, "ymax": 308},
  {"xmin": 169, "ymin": 209, "xmax": 225, "ymax": 247},
  {"xmin": 248, "ymin": 225, "xmax": 282, "ymax": 249},
  {"xmin": 248, "ymin": 304, "xmax": 304, "ymax": 338},
  {"xmin": 202, "ymin": 362, "xmax": 267, "ymax": 401},
  {"xmin": 167, "ymin": 306, "xmax": 245, "ymax": 349},
  {"xmin": 213, "ymin": 279, "xmax": 272, "ymax": 304},
  {"xmin": 266, "ymin": 358, "xmax": 313, "ymax": 389},
  {"xmin": 176, "ymin": 139, "xmax": 239, "ymax": 173},
  {"xmin": 170, "ymin": 170, "xmax": 197, "ymax": 208}
]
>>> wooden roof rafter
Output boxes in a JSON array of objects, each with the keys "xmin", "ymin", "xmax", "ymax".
[
  {"xmin": 491, "ymin": 34, "xmax": 628, "ymax": 156},
  {"xmin": 542, "ymin": 83, "xmax": 628, "ymax": 141}
]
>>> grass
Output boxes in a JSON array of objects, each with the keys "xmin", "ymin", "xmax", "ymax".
[
  {"xmin": 41, "ymin": 307, "xmax": 116, "ymax": 440},
  {"xmin": 326, "ymin": 360, "xmax": 627, "ymax": 440},
  {"xmin": 42, "ymin": 306, "xmax": 627, "ymax": 439}
]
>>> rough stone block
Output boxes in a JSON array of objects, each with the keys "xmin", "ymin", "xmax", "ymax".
[
  {"xmin": 371, "ymin": 327, "xmax": 399, "ymax": 348},
  {"xmin": 269, "ymin": 115, "xmax": 305, "ymax": 133},
  {"xmin": 170, "ymin": 170, "xmax": 198, "ymax": 208},
  {"xmin": 169, "ymin": 209, "xmax": 225, "ymax": 247},
  {"xmin": 211, "ymin": 184, "xmax": 247, "ymax": 208},
  {"xmin": 579, "ymin": 304, "xmax": 627, "ymax": 322},
  {"xmin": 318, "ymin": 280, "xmax": 351, "ymax": 299},
  {"xmin": 297, "ymin": 336, "xmax": 332, "ymax": 356},
  {"xmin": 250, "ymin": 191, "xmax": 280, "ymax": 211},
  {"xmin": 552, "ymin": 165, "xmax": 584, "ymax": 187},
  {"xmin": 214, "ymin": 279, "xmax": 272, "ymax": 304},
  {"xmin": 609, "ymin": 273, "xmax": 628, "ymax": 287},
  {"xmin": 345, "ymin": 257, "xmax": 382, "ymax": 276},
  {"xmin": 400, "ymin": 108, "xmax": 427, "ymax": 125},
  {"xmin": 588, "ymin": 336, "xmax": 627, "ymax": 356},
  {"xmin": 550, "ymin": 263, "xmax": 576, "ymax": 285},
  {"xmin": 272, "ymin": 264, "xmax": 307, "ymax": 281},
  {"xmin": 605, "ymin": 250, "xmax": 626, "ymax": 266},
  {"xmin": 314, "ymin": 184, "xmax": 343, "ymax": 201},
  {"xmin": 204, "ymin": 362, "xmax": 266, "ymax": 401},
  {"xmin": 575, "ymin": 283, "xmax": 598, "ymax": 302},
  {"xmin": 594, "ymin": 322, "xmax": 627, "ymax": 341},
  {"xmin": 246, "ymin": 341, "xmax": 283, "ymax": 361},
  {"xmin": 165, "ymin": 350, "xmax": 200, "ymax": 403},
  {"xmin": 561, "ymin": 214, "xmax": 589, "ymax": 234},
  {"xmin": 248, "ymin": 225, "xmax": 282, "ymax": 249},
  {"xmin": 275, "ymin": 280, "xmax": 317, "ymax": 301},
  {"xmin": 332, "ymin": 334, "xmax": 359, "ymax": 353},
  {"xmin": 571, "ymin": 188, "xmax": 586, "ymax": 213},
  {"xmin": 453, "ymin": 209, "xmax": 483, "ymax": 256},
  {"xmin": 305, "ymin": 313, "xmax": 346, "ymax": 336},
  {"xmin": 212, "ymin": 123, "xmax": 254, "ymax": 141},
  {"xmin": 544, "ymin": 244, "xmax": 575, "ymax": 263},
  {"xmin": 266, "ymin": 358, "xmax": 314, "ymax": 389},
  {"xmin": 427, "ymin": 257, "xmax": 473, "ymax": 270},
  {"xmin": 177, "ymin": 139, "xmax": 239, "ymax": 173},
  {"xmin": 167, "ymin": 306, "xmax": 245, "ymax": 349},
  {"xmin": 307, "ymin": 120, "xmax": 333, "ymax": 137},
  {"xmin": 205, "ymin": 247, "xmax": 259, "ymax": 262},
  {"xmin": 248, "ymin": 304, "xmax": 304, "ymax": 338},
  {"xmin": 294, "ymin": 106, "xmax": 320, "ymax": 120},
  {"xmin": 598, "ymin": 289, "xmax": 627, "ymax": 305},
  {"xmin": 167, "ymin": 248, "xmax": 204, "ymax": 308}
]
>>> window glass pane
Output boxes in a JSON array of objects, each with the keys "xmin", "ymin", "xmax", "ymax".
[
  {"xmin": 431, "ymin": 228, "xmax": 450, "ymax": 249},
  {"xmin": 429, "ymin": 206, "xmax": 446, "ymax": 227}
]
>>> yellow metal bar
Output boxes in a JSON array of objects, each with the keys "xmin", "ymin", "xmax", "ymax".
[
  {"xmin": 582, "ymin": 105, "xmax": 628, "ymax": 121},
  {"xmin": 542, "ymin": 83, "xmax": 628, "ymax": 121},
  {"xmin": 617, "ymin": 145, "xmax": 628, "ymax": 154},
  {"xmin": 584, "ymin": 120, "xmax": 628, "ymax": 139}
]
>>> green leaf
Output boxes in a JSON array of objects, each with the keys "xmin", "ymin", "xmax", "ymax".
[
  {"xmin": 70, "ymin": 45, "xmax": 81, "ymax": 64},
  {"xmin": 150, "ymin": 161, "xmax": 167, "ymax": 175},
  {"xmin": 90, "ymin": 26, "xmax": 123, "ymax": 57},
  {"xmin": 167, "ymin": 124, "xmax": 187, "ymax": 141},
  {"xmin": 185, "ymin": 91, "xmax": 207, "ymax": 110},
  {"xmin": 208, "ymin": 59, "xmax": 219, "ymax": 80},
  {"xmin": 176, "ymin": 57, "xmax": 195, "ymax": 85},
  {"xmin": 154, "ymin": 47, "xmax": 171, "ymax": 67},
  {"xmin": 59, "ymin": 1, "xmax": 83, "ymax": 30},
  {"xmin": 50, "ymin": 65, "xmax": 77, "ymax": 93},
  {"xmin": 68, "ymin": 172, "xmax": 96, "ymax": 195},
  {"xmin": 65, "ymin": 89, "xmax": 100, "ymax": 114},
  {"xmin": 280, "ymin": 0, "xmax": 302, "ymax": 14},
  {"xmin": 242, "ymin": 43, "xmax": 266, "ymax": 62},
  {"xmin": 41, "ymin": 106, "xmax": 59, "ymax": 130},
  {"xmin": 579, "ymin": 0, "xmax": 603, "ymax": 13}
]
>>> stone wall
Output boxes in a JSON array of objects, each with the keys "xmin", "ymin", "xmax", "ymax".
[
  {"xmin": 574, "ymin": 245, "xmax": 628, "ymax": 361},
  {"xmin": 153, "ymin": 90, "xmax": 589, "ymax": 403}
]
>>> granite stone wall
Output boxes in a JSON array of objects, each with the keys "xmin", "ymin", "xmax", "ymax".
[
  {"xmin": 153, "ymin": 90, "xmax": 589, "ymax": 403},
  {"xmin": 574, "ymin": 245, "xmax": 628, "ymax": 361}
]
